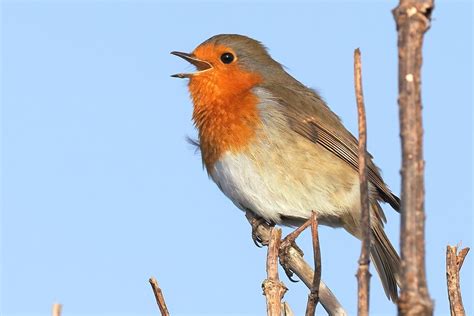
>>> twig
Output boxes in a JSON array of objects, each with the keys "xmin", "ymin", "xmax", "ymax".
[
  {"xmin": 282, "ymin": 301, "xmax": 296, "ymax": 316},
  {"xmin": 246, "ymin": 211, "xmax": 347, "ymax": 316},
  {"xmin": 262, "ymin": 227, "xmax": 287, "ymax": 316},
  {"xmin": 354, "ymin": 48, "xmax": 371, "ymax": 316},
  {"xmin": 52, "ymin": 303, "xmax": 62, "ymax": 316},
  {"xmin": 446, "ymin": 245, "xmax": 470, "ymax": 316},
  {"xmin": 393, "ymin": 1, "xmax": 434, "ymax": 315},
  {"xmin": 305, "ymin": 212, "xmax": 321, "ymax": 316},
  {"xmin": 149, "ymin": 277, "xmax": 170, "ymax": 316}
]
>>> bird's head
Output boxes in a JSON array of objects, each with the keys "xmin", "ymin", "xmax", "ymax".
[
  {"xmin": 171, "ymin": 35, "xmax": 289, "ymax": 169},
  {"xmin": 171, "ymin": 34, "xmax": 285, "ymax": 99}
]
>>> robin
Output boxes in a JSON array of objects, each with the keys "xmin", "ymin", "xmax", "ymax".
[{"xmin": 171, "ymin": 34, "xmax": 400, "ymax": 301}]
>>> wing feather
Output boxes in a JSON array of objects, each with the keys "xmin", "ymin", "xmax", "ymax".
[{"xmin": 260, "ymin": 83, "xmax": 400, "ymax": 215}]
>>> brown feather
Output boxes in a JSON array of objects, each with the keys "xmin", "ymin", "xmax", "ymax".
[
  {"xmin": 261, "ymin": 81, "xmax": 400, "ymax": 214},
  {"xmin": 371, "ymin": 212, "xmax": 401, "ymax": 301}
]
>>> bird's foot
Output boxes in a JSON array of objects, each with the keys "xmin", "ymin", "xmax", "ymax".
[
  {"xmin": 248, "ymin": 214, "xmax": 275, "ymax": 247},
  {"xmin": 279, "ymin": 238, "xmax": 304, "ymax": 282},
  {"xmin": 279, "ymin": 219, "xmax": 313, "ymax": 282},
  {"xmin": 279, "ymin": 244, "xmax": 301, "ymax": 282}
]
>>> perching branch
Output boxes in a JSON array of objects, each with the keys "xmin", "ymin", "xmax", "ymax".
[
  {"xmin": 393, "ymin": 0, "xmax": 434, "ymax": 315},
  {"xmin": 282, "ymin": 301, "xmax": 296, "ymax": 316},
  {"xmin": 262, "ymin": 227, "xmax": 287, "ymax": 316},
  {"xmin": 446, "ymin": 245, "xmax": 470, "ymax": 316},
  {"xmin": 305, "ymin": 212, "xmax": 321, "ymax": 316},
  {"xmin": 52, "ymin": 303, "xmax": 62, "ymax": 316},
  {"xmin": 246, "ymin": 211, "xmax": 347, "ymax": 316},
  {"xmin": 354, "ymin": 48, "xmax": 371, "ymax": 316},
  {"xmin": 149, "ymin": 277, "xmax": 170, "ymax": 316}
]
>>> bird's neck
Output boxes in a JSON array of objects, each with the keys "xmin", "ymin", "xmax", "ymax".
[{"xmin": 189, "ymin": 76, "xmax": 262, "ymax": 171}]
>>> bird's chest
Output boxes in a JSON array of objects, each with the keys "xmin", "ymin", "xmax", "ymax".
[
  {"xmin": 189, "ymin": 69, "xmax": 265, "ymax": 171},
  {"xmin": 192, "ymin": 91, "xmax": 261, "ymax": 171},
  {"xmin": 208, "ymin": 125, "xmax": 360, "ymax": 225},
  {"xmin": 208, "ymin": 129, "xmax": 317, "ymax": 223}
]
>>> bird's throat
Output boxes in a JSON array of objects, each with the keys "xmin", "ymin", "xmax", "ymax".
[{"xmin": 189, "ymin": 73, "xmax": 262, "ymax": 171}]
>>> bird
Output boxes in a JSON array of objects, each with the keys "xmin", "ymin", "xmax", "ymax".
[{"xmin": 171, "ymin": 34, "xmax": 401, "ymax": 301}]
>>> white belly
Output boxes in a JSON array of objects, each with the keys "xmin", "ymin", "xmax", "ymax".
[{"xmin": 210, "ymin": 146, "xmax": 361, "ymax": 227}]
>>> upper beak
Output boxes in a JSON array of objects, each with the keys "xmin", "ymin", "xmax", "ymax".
[{"xmin": 170, "ymin": 51, "xmax": 213, "ymax": 78}]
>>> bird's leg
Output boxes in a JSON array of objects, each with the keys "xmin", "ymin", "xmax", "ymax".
[
  {"xmin": 279, "ymin": 218, "xmax": 313, "ymax": 282},
  {"xmin": 281, "ymin": 219, "xmax": 312, "ymax": 247}
]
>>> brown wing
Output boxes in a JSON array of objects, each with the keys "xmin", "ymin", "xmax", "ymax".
[{"xmin": 263, "ymin": 82, "xmax": 400, "ymax": 217}]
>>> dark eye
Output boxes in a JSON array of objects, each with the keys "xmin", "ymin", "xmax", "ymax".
[{"xmin": 220, "ymin": 52, "xmax": 234, "ymax": 64}]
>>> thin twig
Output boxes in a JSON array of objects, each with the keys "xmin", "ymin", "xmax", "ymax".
[
  {"xmin": 305, "ymin": 212, "xmax": 321, "ymax": 316},
  {"xmin": 246, "ymin": 211, "xmax": 347, "ymax": 316},
  {"xmin": 354, "ymin": 48, "xmax": 371, "ymax": 316},
  {"xmin": 393, "ymin": 1, "xmax": 434, "ymax": 314},
  {"xmin": 446, "ymin": 245, "xmax": 470, "ymax": 316},
  {"xmin": 262, "ymin": 227, "xmax": 287, "ymax": 316},
  {"xmin": 282, "ymin": 301, "xmax": 296, "ymax": 316},
  {"xmin": 52, "ymin": 303, "xmax": 62, "ymax": 316},
  {"xmin": 149, "ymin": 277, "xmax": 170, "ymax": 316}
]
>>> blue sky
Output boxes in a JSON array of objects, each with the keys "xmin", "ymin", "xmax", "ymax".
[{"xmin": 1, "ymin": 1, "xmax": 472, "ymax": 315}]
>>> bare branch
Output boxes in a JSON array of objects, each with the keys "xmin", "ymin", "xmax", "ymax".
[
  {"xmin": 354, "ymin": 48, "xmax": 371, "ymax": 316},
  {"xmin": 262, "ymin": 227, "xmax": 287, "ymax": 316},
  {"xmin": 305, "ymin": 212, "xmax": 321, "ymax": 316},
  {"xmin": 52, "ymin": 303, "xmax": 62, "ymax": 316},
  {"xmin": 282, "ymin": 301, "xmax": 296, "ymax": 316},
  {"xmin": 393, "ymin": 0, "xmax": 434, "ymax": 314},
  {"xmin": 446, "ymin": 245, "xmax": 470, "ymax": 316},
  {"xmin": 149, "ymin": 277, "xmax": 170, "ymax": 316},
  {"xmin": 246, "ymin": 211, "xmax": 347, "ymax": 316}
]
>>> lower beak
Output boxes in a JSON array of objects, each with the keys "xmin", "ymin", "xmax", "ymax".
[{"xmin": 170, "ymin": 51, "xmax": 213, "ymax": 78}]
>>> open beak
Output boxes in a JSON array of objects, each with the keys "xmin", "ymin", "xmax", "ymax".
[{"xmin": 170, "ymin": 51, "xmax": 213, "ymax": 78}]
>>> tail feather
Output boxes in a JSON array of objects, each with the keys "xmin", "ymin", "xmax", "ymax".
[{"xmin": 371, "ymin": 223, "xmax": 401, "ymax": 302}]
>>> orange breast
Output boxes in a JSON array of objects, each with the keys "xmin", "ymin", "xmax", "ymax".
[{"xmin": 188, "ymin": 67, "xmax": 262, "ymax": 171}]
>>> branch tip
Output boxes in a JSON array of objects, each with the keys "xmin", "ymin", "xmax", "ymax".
[{"xmin": 149, "ymin": 276, "xmax": 170, "ymax": 316}]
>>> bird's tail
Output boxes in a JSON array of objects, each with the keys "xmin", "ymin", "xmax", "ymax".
[{"xmin": 370, "ymin": 221, "xmax": 401, "ymax": 302}]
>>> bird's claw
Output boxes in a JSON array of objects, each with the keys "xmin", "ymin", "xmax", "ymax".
[
  {"xmin": 252, "ymin": 230, "xmax": 264, "ymax": 248},
  {"xmin": 279, "ymin": 241, "xmax": 301, "ymax": 283},
  {"xmin": 250, "ymin": 215, "xmax": 272, "ymax": 247},
  {"xmin": 278, "ymin": 225, "xmax": 309, "ymax": 283},
  {"xmin": 286, "ymin": 268, "xmax": 299, "ymax": 283}
]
